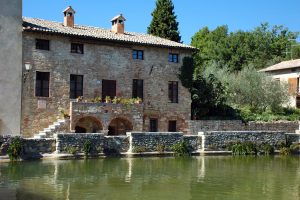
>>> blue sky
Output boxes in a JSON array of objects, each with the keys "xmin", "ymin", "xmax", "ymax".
[{"xmin": 23, "ymin": 0, "xmax": 300, "ymax": 44}]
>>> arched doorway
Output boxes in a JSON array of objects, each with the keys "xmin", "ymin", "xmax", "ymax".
[
  {"xmin": 74, "ymin": 116, "xmax": 103, "ymax": 133},
  {"xmin": 108, "ymin": 118, "xmax": 133, "ymax": 135}
]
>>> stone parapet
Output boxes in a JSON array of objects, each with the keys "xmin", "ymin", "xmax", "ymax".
[
  {"xmin": 188, "ymin": 120, "xmax": 299, "ymax": 135},
  {"xmin": 199, "ymin": 131, "xmax": 300, "ymax": 151}
]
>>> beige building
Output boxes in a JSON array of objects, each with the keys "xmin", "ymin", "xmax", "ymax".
[
  {"xmin": 21, "ymin": 7, "xmax": 195, "ymax": 138},
  {"xmin": 259, "ymin": 59, "xmax": 300, "ymax": 108}
]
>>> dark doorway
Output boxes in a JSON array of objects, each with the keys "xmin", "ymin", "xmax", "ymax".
[
  {"xmin": 102, "ymin": 80, "xmax": 116, "ymax": 100},
  {"xmin": 75, "ymin": 126, "xmax": 87, "ymax": 133}
]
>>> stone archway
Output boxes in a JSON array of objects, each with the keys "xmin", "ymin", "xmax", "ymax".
[
  {"xmin": 108, "ymin": 117, "xmax": 133, "ymax": 136},
  {"xmin": 74, "ymin": 116, "xmax": 103, "ymax": 133}
]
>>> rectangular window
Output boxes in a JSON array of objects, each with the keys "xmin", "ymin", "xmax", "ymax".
[
  {"xmin": 36, "ymin": 39, "xmax": 50, "ymax": 50},
  {"xmin": 168, "ymin": 81, "xmax": 178, "ymax": 103},
  {"xmin": 169, "ymin": 53, "xmax": 179, "ymax": 63},
  {"xmin": 70, "ymin": 74, "xmax": 83, "ymax": 99},
  {"xmin": 150, "ymin": 118, "xmax": 158, "ymax": 132},
  {"xmin": 102, "ymin": 80, "xmax": 116, "ymax": 100},
  {"xmin": 132, "ymin": 79, "xmax": 144, "ymax": 100},
  {"xmin": 297, "ymin": 77, "xmax": 300, "ymax": 93},
  {"xmin": 168, "ymin": 120, "xmax": 177, "ymax": 132},
  {"xmin": 35, "ymin": 71, "xmax": 50, "ymax": 97},
  {"xmin": 71, "ymin": 43, "xmax": 84, "ymax": 54},
  {"xmin": 132, "ymin": 50, "xmax": 144, "ymax": 60}
]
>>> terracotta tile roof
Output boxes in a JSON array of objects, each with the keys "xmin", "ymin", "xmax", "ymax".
[
  {"xmin": 23, "ymin": 17, "xmax": 196, "ymax": 50},
  {"xmin": 259, "ymin": 59, "xmax": 300, "ymax": 72}
]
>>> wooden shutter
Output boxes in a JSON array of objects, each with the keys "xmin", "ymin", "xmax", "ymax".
[{"xmin": 288, "ymin": 78, "xmax": 297, "ymax": 94}]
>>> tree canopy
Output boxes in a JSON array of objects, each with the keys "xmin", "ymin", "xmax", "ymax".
[
  {"xmin": 148, "ymin": 0, "xmax": 181, "ymax": 42},
  {"xmin": 191, "ymin": 23, "xmax": 299, "ymax": 72}
]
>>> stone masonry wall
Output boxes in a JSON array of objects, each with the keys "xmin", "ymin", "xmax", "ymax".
[
  {"xmin": 188, "ymin": 120, "xmax": 299, "ymax": 135},
  {"xmin": 200, "ymin": 131, "xmax": 300, "ymax": 151},
  {"xmin": 22, "ymin": 32, "xmax": 192, "ymax": 137},
  {"xmin": 0, "ymin": 135, "xmax": 56, "ymax": 156},
  {"xmin": 128, "ymin": 132, "xmax": 201, "ymax": 152}
]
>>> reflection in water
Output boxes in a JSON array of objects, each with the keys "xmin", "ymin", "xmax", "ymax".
[
  {"xmin": 125, "ymin": 158, "xmax": 132, "ymax": 183},
  {"xmin": 0, "ymin": 156, "xmax": 299, "ymax": 200},
  {"xmin": 197, "ymin": 156, "xmax": 205, "ymax": 182}
]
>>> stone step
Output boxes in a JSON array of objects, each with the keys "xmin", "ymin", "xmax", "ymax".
[{"xmin": 49, "ymin": 125, "xmax": 57, "ymax": 129}]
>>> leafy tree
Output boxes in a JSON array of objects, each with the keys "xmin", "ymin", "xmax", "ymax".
[
  {"xmin": 191, "ymin": 23, "xmax": 299, "ymax": 72},
  {"xmin": 148, "ymin": 0, "xmax": 181, "ymax": 42}
]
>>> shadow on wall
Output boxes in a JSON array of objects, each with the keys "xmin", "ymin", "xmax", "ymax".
[{"xmin": 0, "ymin": 119, "xmax": 11, "ymax": 135}]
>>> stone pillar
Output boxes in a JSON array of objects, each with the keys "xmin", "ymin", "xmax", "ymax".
[{"xmin": 0, "ymin": 0, "xmax": 22, "ymax": 136}]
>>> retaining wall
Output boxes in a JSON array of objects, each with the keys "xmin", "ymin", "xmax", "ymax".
[
  {"xmin": 128, "ymin": 132, "xmax": 201, "ymax": 152},
  {"xmin": 200, "ymin": 131, "xmax": 300, "ymax": 151},
  {"xmin": 188, "ymin": 120, "xmax": 299, "ymax": 135}
]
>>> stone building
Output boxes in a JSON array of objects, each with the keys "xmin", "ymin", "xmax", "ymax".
[
  {"xmin": 259, "ymin": 59, "xmax": 300, "ymax": 108},
  {"xmin": 21, "ymin": 7, "xmax": 195, "ymax": 138}
]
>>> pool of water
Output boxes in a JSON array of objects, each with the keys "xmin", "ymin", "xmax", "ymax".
[{"xmin": 0, "ymin": 156, "xmax": 300, "ymax": 200}]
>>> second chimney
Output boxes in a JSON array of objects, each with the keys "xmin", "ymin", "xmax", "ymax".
[
  {"xmin": 111, "ymin": 14, "xmax": 126, "ymax": 34},
  {"xmin": 63, "ymin": 6, "xmax": 75, "ymax": 27}
]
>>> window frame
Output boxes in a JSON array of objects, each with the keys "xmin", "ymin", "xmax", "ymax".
[
  {"xmin": 132, "ymin": 79, "xmax": 144, "ymax": 100},
  {"xmin": 35, "ymin": 71, "xmax": 50, "ymax": 97},
  {"xmin": 169, "ymin": 53, "xmax": 179, "ymax": 63},
  {"xmin": 71, "ymin": 43, "xmax": 84, "ymax": 54},
  {"xmin": 168, "ymin": 81, "xmax": 179, "ymax": 103},
  {"xmin": 70, "ymin": 74, "xmax": 84, "ymax": 99},
  {"xmin": 132, "ymin": 50, "xmax": 144, "ymax": 60},
  {"xmin": 35, "ymin": 39, "xmax": 50, "ymax": 51}
]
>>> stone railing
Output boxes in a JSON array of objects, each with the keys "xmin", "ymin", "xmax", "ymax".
[
  {"xmin": 188, "ymin": 120, "xmax": 299, "ymax": 135},
  {"xmin": 199, "ymin": 131, "xmax": 300, "ymax": 151}
]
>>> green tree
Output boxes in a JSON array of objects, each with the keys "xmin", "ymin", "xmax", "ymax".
[
  {"xmin": 191, "ymin": 23, "xmax": 299, "ymax": 72},
  {"xmin": 148, "ymin": 0, "xmax": 181, "ymax": 42}
]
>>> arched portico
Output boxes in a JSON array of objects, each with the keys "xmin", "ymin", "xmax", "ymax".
[
  {"xmin": 108, "ymin": 117, "xmax": 133, "ymax": 135},
  {"xmin": 74, "ymin": 116, "xmax": 103, "ymax": 133}
]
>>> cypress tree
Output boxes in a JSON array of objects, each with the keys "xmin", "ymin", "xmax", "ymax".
[{"xmin": 148, "ymin": 0, "xmax": 181, "ymax": 42}]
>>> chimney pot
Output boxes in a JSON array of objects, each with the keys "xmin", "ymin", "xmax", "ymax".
[
  {"xmin": 63, "ymin": 6, "xmax": 75, "ymax": 27},
  {"xmin": 111, "ymin": 14, "xmax": 126, "ymax": 34}
]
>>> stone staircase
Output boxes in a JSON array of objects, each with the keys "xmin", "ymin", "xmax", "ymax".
[{"xmin": 34, "ymin": 118, "xmax": 66, "ymax": 139}]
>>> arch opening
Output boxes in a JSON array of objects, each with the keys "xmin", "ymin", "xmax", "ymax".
[
  {"xmin": 74, "ymin": 116, "xmax": 103, "ymax": 133},
  {"xmin": 108, "ymin": 118, "xmax": 133, "ymax": 136}
]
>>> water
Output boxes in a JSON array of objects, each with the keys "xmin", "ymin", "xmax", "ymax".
[{"xmin": 0, "ymin": 156, "xmax": 300, "ymax": 200}]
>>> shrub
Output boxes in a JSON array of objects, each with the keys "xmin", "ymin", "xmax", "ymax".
[
  {"xmin": 132, "ymin": 146, "xmax": 146, "ymax": 153},
  {"xmin": 156, "ymin": 144, "xmax": 165, "ymax": 153},
  {"xmin": 261, "ymin": 144, "xmax": 274, "ymax": 155},
  {"xmin": 172, "ymin": 141, "xmax": 191, "ymax": 156},
  {"xmin": 66, "ymin": 146, "xmax": 78, "ymax": 155},
  {"xmin": 279, "ymin": 147, "xmax": 291, "ymax": 156},
  {"xmin": 7, "ymin": 138, "xmax": 23, "ymax": 161},
  {"xmin": 83, "ymin": 140, "xmax": 92, "ymax": 156},
  {"xmin": 290, "ymin": 143, "xmax": 300, "ymax": 153},
  {"xmin": 228, "ymin": 141, "xmax": 257, "ymax": 155}
]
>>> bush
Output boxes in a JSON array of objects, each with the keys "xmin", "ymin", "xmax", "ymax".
[
  {"xmin": 172, "ymin": 141, "xmax": 191, "ymax": 156},
  {"xmin": 7, "ymin": 138, "xmax": 23, "ymax": 161},
  {"xmin": 279, "ymin": 147, "xmax": 291, "ymax": 156},
  {"xmin": 66, "ymin": 146, "xmax": 78, "ymax": 155},
  {"xmin": 83, "ymin": 140, "xmax": 92, "ymax": 156},
  {"xmin": 156, "ymin": 144, "xmax": 165, "ymax": 153},
  {"xmin": 229, "ymin": 142, "xmax": 256, "ymax": 155},
  {"xmin": 132, "ymin": 146, "xmax": 146, "ymax": 153}
]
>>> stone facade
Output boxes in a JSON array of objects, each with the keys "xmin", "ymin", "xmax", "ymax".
[
  {"xmin": 22, "ymin": 31, "xmax": 192, "ymax": 137},
  {"xmin": 200, "ymin": 131, "xmax": 300, "ymax": 151},
  {"xmin": 0, "ymin": 0, "xmax": 22, "ymax": 136},
  {"xmin": 188, "ymin": 120, "xmax": 299, "ymax": 135}
]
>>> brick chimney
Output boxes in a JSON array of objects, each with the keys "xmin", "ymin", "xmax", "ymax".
[
  {"xmin": 111, "ymin": 14, "xmax": 126, "ymax": 34},
  {"xmin": 63, "ymin": 6, "xmax": 75, "ymax": 27}
]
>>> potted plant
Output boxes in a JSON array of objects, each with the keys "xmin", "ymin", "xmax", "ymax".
[{"xmin": 105, "ymin": 96, "xmax": 111, "ymax": 103}]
